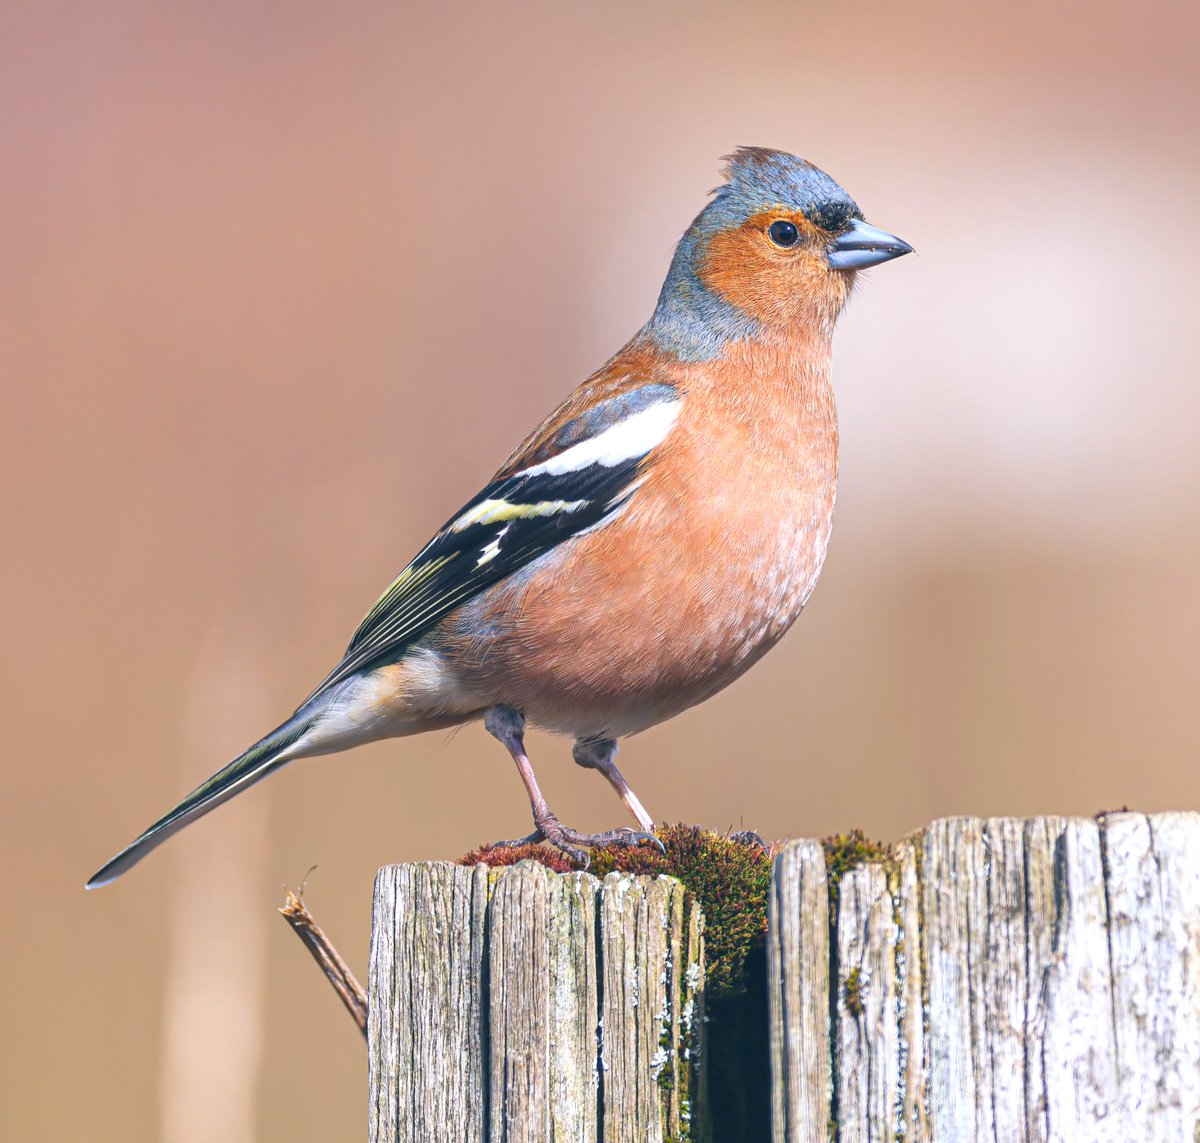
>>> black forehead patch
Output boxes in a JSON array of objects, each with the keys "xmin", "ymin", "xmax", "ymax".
[{"xmin": 806, "ymin": 200, "xmax": 860, "ymax": 233}]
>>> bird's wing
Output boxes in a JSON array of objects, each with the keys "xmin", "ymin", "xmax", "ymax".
[{"xmin": 301, "ymin": 380, "xmax": 681, "ymax": 703}]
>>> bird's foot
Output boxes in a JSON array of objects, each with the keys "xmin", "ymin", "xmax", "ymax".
[{"xmin": 490, "ymin": 809, "xmax": 664, "ymax": 870}]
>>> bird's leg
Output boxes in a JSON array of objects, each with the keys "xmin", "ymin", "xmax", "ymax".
[
  {"xmin": 483, "ymin": 704, "xmax": 577, "ymax": 860},
  {"xmin": 572, "ymin": 736, "xmax": 655, "ymax": 832},
  {"xmin": 484, "ymin": 706, "xmax": 662, "ymax": 868}
]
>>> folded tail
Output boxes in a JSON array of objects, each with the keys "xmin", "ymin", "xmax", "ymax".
[{"xmin": 85, "ymin": 706, "xmax": 317, "ymax": 889}]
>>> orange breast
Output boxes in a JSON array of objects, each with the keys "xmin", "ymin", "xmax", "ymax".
[{"xmin": 442, "ymin": 337, "xmax": 839, "ymax": 738}]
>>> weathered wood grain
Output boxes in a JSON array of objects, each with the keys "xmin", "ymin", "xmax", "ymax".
[
  {"xmin": 921, "ymin": 817, "xmax": 1035, "ymax": 1142},
  {"xmin": 1101, "ymin": 811, "xmax": 1200, "ymax": 1142},
  {"xmin": 598, "ymin": 873, "xmax": 677, "ymax": 1142},
  {"xmin": 1021, "ymin": 814, "xmax": 1064, "ymax": 1143},
  {"xmin": 834, "ymin": 861, "xmax": 897, "ymax": 1143},
  {"xmin": 369, "ymin": 862, "xmax": 490, "ymax": 1143},
  {"xmin": 766, "ymin": 812, "xmax": 1200, "ymax": 1143},
  {"xmin": 981, "ymin": 817, "xmax": 1029, "ymax": 1142},
  {"xmin": 767, "ymin": 839, "xmax": 831, "ymax": 1143},
  {"xmin": 370, "ymin": 813, "xmax": 1200, "ymax": 1142},
  {"xmin": 488, "ymin": 862, "xmax": 552, "ymax": 1143},
  {"xmin": 1036, "ymin": 818, "xmax": 1125, "ymax": 1142},
  {"xmin": 892, "ymin": 836, "xmax": 928, "ymax": 1143},
  {"xmin": 922, "ymin": 816, "xmax": 990, "ymax": 1142},
  {"xmin": 369, "ymin": 861, "xmax": 703, "ymax": 1143},
  {"xmin": 544, "ymin": 872, "xmax": 600, "ymax": 1143}
]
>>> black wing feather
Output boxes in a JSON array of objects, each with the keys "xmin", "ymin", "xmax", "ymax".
[{"xmin": 300, "ymin": 454, "xmax": 645, "ymax": 703}]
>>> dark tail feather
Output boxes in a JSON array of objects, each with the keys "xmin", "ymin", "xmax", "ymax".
[{"xmin": 86, "ymin": 707, "xmax": 316, "ymax": 889}]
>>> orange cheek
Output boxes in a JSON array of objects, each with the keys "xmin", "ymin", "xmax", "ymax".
[{"xmin": 699, "ymin": 226, "xmax": 825, "ymax": 325}]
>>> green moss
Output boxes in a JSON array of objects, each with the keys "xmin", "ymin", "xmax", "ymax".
[
  {"xmin": 460, "ymin": 823, "xmax": 772, "ymax": 1001},
  {"xmin": 822, "ymin": 828, "xmax": 888, "ymax": 907},
  {"xmin": 843, "ymin": 967, "xmax": 864, "ymax": 1017}
]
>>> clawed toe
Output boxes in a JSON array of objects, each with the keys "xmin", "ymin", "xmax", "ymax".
[
  {"xmin": 563, "ymin": 826, "xmax": 665, "ymax": 855},
  {"xmin": 491, "ymin": 815, "xmax": 663, "ymax": 870},
  {"xmin": 536, "ymin": 822, "xmax": 590, "ymax": 868},
  {"xmin": 488, "ymin": 814, "xmax": 587, "ymax": 867},
  {"xmin": 545, "ymin": 816, "xmax": 662, "ymax": 862}
]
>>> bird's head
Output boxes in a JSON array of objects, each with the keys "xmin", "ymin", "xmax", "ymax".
[{"xmin": 647, "ymin": 148, "xmax": 912, "ymax": 358}]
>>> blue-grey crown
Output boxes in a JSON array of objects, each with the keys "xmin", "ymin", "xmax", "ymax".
[{"xmin": 699, "ymin": 147, "xmax": 861, "ymax": 237}]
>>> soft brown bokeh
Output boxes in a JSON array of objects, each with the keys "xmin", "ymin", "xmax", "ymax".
[{"xmin": 4, "ymin": 1, "xmax": 1199, "ymax": 1139}]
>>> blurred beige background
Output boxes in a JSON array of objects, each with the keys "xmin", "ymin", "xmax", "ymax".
[{"xmin": 4, "ymin": 0, "xmax": 1199, "ymax": 1139}]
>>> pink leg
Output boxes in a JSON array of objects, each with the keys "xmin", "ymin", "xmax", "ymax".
[
  {"xmin": 572, "ymin": 736, "xmax": 655, "ymax": 831},
  {"xmin": 484, "ymin": 706, "xmax": 662, "ymax": 868}
]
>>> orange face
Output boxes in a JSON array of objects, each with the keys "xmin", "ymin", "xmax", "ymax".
[{"xmin": 697, "ymin": 208, "xmax": 855, "ymax": 334}]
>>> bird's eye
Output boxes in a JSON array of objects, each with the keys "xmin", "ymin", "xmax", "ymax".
[{"xmin": 768, "ymin": 220, "xmax": 800, "ymax": 248}]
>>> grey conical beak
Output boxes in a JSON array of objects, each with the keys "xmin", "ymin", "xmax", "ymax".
[{"xmin": 827, "ymin": 218, "xmax": 914, "ymax": 271}]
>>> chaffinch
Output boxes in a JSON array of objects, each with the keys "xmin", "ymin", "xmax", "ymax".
[{"xmin": 88, "ymin": 147, "xmax": 911, "ymax": 887}]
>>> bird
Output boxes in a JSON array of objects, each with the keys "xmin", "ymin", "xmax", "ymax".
[{"xmin": 87, "ymin": 147, "xmax": 912, "ymax": 888}]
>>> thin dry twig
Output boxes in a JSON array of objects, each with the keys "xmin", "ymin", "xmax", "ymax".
[{"xmin": 279, "ymin": 880, "xmax": 368, "ymax": 1040}]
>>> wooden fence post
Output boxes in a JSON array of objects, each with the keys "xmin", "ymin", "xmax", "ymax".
[
  {"xmin": 768, "ymin": 812, "xmax": 1200, "ymax": 1143},
  {"xmin": 767, "ymin": 839, "xmax": 830, "ymax": 1142},
  {"xmin": 367, "ymin": 812, "xmax": 1200, "ymax": 1141},
  {"xmin": 368, "ymin": 860, "xmax": 704, "ymax": 1143}
]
